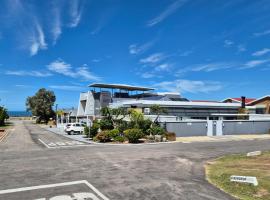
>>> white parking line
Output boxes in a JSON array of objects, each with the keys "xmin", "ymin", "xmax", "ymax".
[
  {"xmin": 38, "ymin": 138, "xmax": 89, "ymax": 149},
  {"xmin": 0, "ymin": 180, "xmax": 109, "ymax": 200}
]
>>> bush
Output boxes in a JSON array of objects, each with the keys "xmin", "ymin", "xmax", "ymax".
[
  {"xmin": 90, "ymin": 123, "xmax": 99, "ymax": 138},
  {"xmin": 114, "ymin": 136, "xmax": 125, "ymax": 143},
  {"xmin": 84, "ymin": 126, "xmax": 90, "ymax": 136},
  {"xmin": 117, "ymin": 121, "xmax": 128, "ymax": 133},
  {"xmin": 99, "ymin": 118, "xmax": 114, "ymax": 130},
  {"xmin": 147, "ymin": 125, "xmax": 166, "ymax": 135},
  {"xmin": 94, "ymin": 131, "xmax": 111, "ymax": 142},
  {"xmin": 108, "ymin": 129, "xmax": 119, "ymax": 139},
  {"xmin": 165, "ymin": 132, "xmax": 176, "ymax": 141},
  {"xmin": 124, "ymin": 128, "xmax": 144, "ymax": 143},
  {"xmin": 138, "ymin": 118, "xmax": 152, "ymax": 133}
]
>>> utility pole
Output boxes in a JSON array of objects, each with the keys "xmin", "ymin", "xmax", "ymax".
[{"xmin": 55, "ymin": 104, "xmax": 58, "ymax": 127}]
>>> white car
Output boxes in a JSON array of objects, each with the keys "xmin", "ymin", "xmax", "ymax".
[{"xmin": 65, "ymin": 123, "xmax": 85, "ymax": 135}]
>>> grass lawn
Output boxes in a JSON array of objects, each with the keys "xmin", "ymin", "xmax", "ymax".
[{"xmin": 206, "ymin": 151, "xmax": 270, "ymax": 200}]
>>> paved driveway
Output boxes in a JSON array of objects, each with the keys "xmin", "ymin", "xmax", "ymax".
[{"xmin": 0, "ymin": 120, "xmax": 270, "ymax": 200}]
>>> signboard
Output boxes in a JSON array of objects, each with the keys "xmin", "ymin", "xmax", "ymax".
[
  {"xmin": 230, "ymin": 175, "xmax": 258, "ymax": 186},
  {"xmin": 0, "ymin": 180, "xmax": 109, "ymax": 200},
  {"xmin": 247, "ymin": 151, "xmax": 261, "ymax": 157}
]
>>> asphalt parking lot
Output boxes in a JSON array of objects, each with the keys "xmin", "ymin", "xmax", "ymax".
[{"xmin": 0, "ymin": 120, "xmax": 270, "ymax": 200}]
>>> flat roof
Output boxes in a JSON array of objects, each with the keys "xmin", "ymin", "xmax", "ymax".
[
  {"xmin": 120, "ymin": 100, "xmax": 256, "ymax": 108},
  {"xmin": 89, "ymin": 83, "xmax": 154, "ymax": 91}
]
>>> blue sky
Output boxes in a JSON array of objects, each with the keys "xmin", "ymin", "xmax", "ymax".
[{"xmin": 1, "ymin": 0, "xmax": 270, "ymax": 110}]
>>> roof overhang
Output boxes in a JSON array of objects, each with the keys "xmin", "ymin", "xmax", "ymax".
[{"xmin": 89, "ymin": 83, "xmax": 154, "ymax": 91}]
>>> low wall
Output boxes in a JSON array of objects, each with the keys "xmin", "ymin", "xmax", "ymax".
[
  {"xmin": 165, "ymin": 121, "xmax": 208, "ymax": 137},
  {"xmin": 223, "ymin": 120, "xmax": 270, "ymax": 135},
  {"xmin": 164, "ymin": 120, "xmax": 270, "ymax": 137}
]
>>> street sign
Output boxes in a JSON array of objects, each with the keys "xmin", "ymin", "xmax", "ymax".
[
  {"xmin": 247, "ymin": 151, "xmax": 261, "ymax": 157},
  {"xmin": 230, "ymin": 175, "xmax": 258, "ymax": 186}
]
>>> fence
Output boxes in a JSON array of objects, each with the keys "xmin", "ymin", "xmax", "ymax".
[{"xmin": 164, "ymin": 120, "xmax": 270, "ymax": 137}]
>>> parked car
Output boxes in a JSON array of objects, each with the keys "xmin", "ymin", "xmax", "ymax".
[{"xmin": 65, "ymin": 123, "xmax": 85, "ymax": 135}]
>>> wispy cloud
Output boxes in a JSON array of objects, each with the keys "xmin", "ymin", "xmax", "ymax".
[
  {"xmin": 252, "ymin": 48, "xmax": 270, "ymax": 56},
  {"xmin": 47, "ymin": 59, "xmax": 100, "ymax": 81},
  {"xmin": 254, "ymin": 29, "xmax": 270, "ymax": 37},
  {"xmin": 51, "ymin": 4, "xmax": 62, "ymax": 45},
  {"xmin": 176, "ymin": 62, "xmax": 237, "ymax": 75},
  {"xmin": 241, "ymin": 59, "xmax": 269, "ymax": 69},
  {"xmin": 68, "ymin": 0, "xmax": 84, "ymax": 28},
  {"xmin": 141, "ymin": 72, "xmax": 156, "ymax": 79},
  {"xmin": 179, "ymin": 50, "xmax": 193, "ymax": 57},
  {"xmin": 129, "ymin": 40, "xmax": 156, "ymax": 55},
  {"xmin": 140, "ymin": 53, "xmax": 165, "ymax": 64},
  {"xmin": 154, "ymin": 79, "xmax": 223, "ymax": 94},
  {"xmin": 49, "ymin": 85, "xmax": 85, "ymax": 91},
  {"xmin": 224, "ymin": 40, "xmax": 234, "ymax": 48},
  {"xmin": 147, "ymin": 0, "xmax": 188, "ymax": 27},
  {"xmin": 237, "ymin": 44, "xmax": 246, "ymax": 52},
  {"xmin": 155, "ymin": 63, "xmax": 171, "ymax": 71},
  {"xmin": 29, "ymin": 20, "xmax": 47, "ymax": 56},
  {"xmin": 5, "ymin": 70, "xmax": 52, "ymax": 77}
]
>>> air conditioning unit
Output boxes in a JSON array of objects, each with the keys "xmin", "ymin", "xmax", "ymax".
[{"xmin": 144, "ymin": 108, "xmax": 150, "ymax": 114}]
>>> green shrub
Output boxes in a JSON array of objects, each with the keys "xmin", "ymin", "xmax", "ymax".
[
  {"xmin": 84, "ymin": 126, "xmax": 90, "ymax": 135},
  {"xmin": 90, "ymin": 123, "xmax": 99, "ymax": 138},
  {"xmin": 138, "ymin": 118, "xmax": 152, "ymax": 133},
  {"xmin": 114, "ymin": 136, "xmax": 125, "ymax": 143},
  {"xmin": 108, "ymin": 129, "xmax": 119, "ymax": 139},
  {"xmin": 147, "ymin": 125, "xmax": 166, "ymax": 135},
  {"xmin": 124, "ymin": 128, "xmax": 144, "ymax": 143},
  {"xmin": 99, "ymin": 118, "xmax": 114, "ymax": 130},
  {"xmin": 94, "ymin": 131, "xmax": 111, "ymax": 142},
  {"xmin": 117, "ymin": 121, "xmax": 128, "ymax": 133}
]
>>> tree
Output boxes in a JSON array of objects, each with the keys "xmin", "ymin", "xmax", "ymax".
[
  {"xmin": 100, "ymin": 107, "xmax": 128, "ymax": 129},
  {"xmin": 0, "ymin": 106, "xmax": 9, "ymax": 126},
  {"xmin": 150, "ymin": 104, "xmax": 167, "ymax": 123},
  {"xmin": 26, "ymin": 88, "xmax": 56, "ymax": 123}
]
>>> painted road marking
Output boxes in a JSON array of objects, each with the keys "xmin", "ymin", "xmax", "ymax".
[
  {"xmin": 38, "ymin": 139, "xmax": 88, "ymax": 149},
  {"xmin": 0, "ymin": 180, "xmax": 109, "ymax": 200}
]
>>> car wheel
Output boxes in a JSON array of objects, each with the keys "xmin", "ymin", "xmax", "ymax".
[
  {"xmin": 70, "ymin": 131, "xmax": 74, "ymax": 135},
  {"xmin": 67, "ymin": 132, "xmax": 71, "ymax": 135}
]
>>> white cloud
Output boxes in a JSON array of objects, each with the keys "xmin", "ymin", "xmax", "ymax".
[
  {"xmin": 47, "ymin": 59, "xmax": 100, "ymax": 81},
  {"xmin": 155, "ymin": 63, "xmax": 171, "ymax": 71},
  {"xmin": 241, "ymin": 59, "xmax": 269, "ymax": 69},
  {"xmin": 140, "ymin": 53, "xmax": 165, "ymax": 64},
  {"xmin": 147, "ymin": 0, "xmax": 188, "ymax": 27},
  {"xmin": 141, "ymin": 72, "xmax": 156, "ymax": 79},
  {"xmin": 5, "ymin": 70, "xmax": 52, "ymax": 77},
  {"xmin": 237, "ymin": 45, "xmax": 246, "ymax": 52},
  {"xmin": 224, "ymin": 40, "xmax": 234, "ymax": 48},
  {"xmin": 252, "ymin": 48, "xmax": 270, "ymax": 56},
  {"xmin": 29, "ymin": 21, "xmax": 47, "ymax": 56},
  {"xmin": 129, "ymin": 40, "xmax": 155, "ymax": 55},
  {"xmin": 49, "ymin": 85, "xmax": 84, "ymax": 91},
  {"xmin": 69, "ymin": 0, "xmax": 84, "ymax": 28},
  {"xmin": 176, "ymin": 62, "xmax": 237, "ymax": 75},
  {"xmin": 179, "ymin": 50, "xmax": 193, "ymax": 57},
  {"xmin": 154, "ymin": 79, "xmax": 222, "ymax": 94},
  {"xmin": 254, "ymin": 29, "xmax": 270, "ymax": 37},
  {"xmin": 51, "ymin": 6, "xmax": 62, "ymax": 45}
]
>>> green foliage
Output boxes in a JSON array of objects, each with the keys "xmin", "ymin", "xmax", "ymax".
[
  {"xmin": 147, "ymin": 125, "xmax": 166, "ymax": 135},
  {"xmin": 129, "ymin": 110, "xmax": 144, "ymax": 128},
  {"xmin": 26, "ymin": 88, "xmax": 56, "ymax": 123},
  {"xmin": 108, "ymin": 129, "xmax": 120, "ymax": 139},
  {"xmin": 124, "ymin": 128, "xmax": 144, "ymax": 143},
  {"xmin": 117, "ymin": 121, "xmax": 128, "ymax": 133},
  {"xmin": 0, "ymin": 106, "xmax": 9, "ymax": 126},
  {"xmin": 150, "ymin": 104, "xmax": 167, "ymax": 123},
  {"xmin": 138, "ymin": 118, "xmax": 152, "ymax": 133},
  {"xmin": 100, "ymin": 106, "xmax": 128, "ymax": 129},
  {"xmin": 99, "ymin": 118, "xmax": 114, "ymax": 130},
  {"xmin": 84, "ymin": 126, "xmax": 89, "ymax": 135},
  {"xmin": 90, "ymin": 122, "xmax": 100, "ymax": 138},
  {"xmin": 93, "ymin": 131, "xmax": 111, "ymax": 142},
  {"xmin": 114, "ymin": 136, "xmax": 125, "ymax": 143}
]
